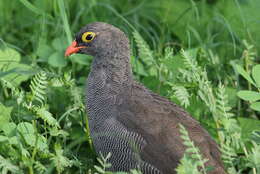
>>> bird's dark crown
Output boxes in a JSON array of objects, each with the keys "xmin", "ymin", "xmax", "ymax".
[
  {"xmin": 71, "ymin": 22, "xmax": 128, "ymax": 56},
  {"xmin": 75, "ymin": 22, "xmax": 119, "ymax": 41}
]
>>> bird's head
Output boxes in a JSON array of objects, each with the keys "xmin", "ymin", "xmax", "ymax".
[{"xmin": 65, "ymin": 22, "xmax": 129, "ymax": 57}]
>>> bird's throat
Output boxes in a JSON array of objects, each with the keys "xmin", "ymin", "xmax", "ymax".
[
  {"xmin": 86, "ymin": 53, "xmax": 132, "ymax": 123},
  {"xmin": 90, "ymin": 52, "xmax": 133, "ymax": 84}
]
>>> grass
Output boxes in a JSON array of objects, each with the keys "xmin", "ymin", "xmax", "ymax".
[{"xmin": 0, "ymin": 0, "xmax": 260, "ymax": 173}]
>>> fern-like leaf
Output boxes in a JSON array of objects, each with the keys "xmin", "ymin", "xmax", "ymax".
[
  {"xmin": 133, "ymin": 31, "xmax": 157, "ymax": 76},
  {"xmin": 179, "ymin": 49, "xmax": 216, "ymax": 113},
  {"xmin": 34, "ymin": 161, "xmax": 46, "ymax": 174},
  {"xmin": 170, "ymin": 85, "xmax": 190, "ymax": 108},
  {"xmin": 216, "ymin": 83, "xmax": 234, "ymax": 120},
  {"xmin": 51, "ymin": 143, "xmax": 72, "ymax": 174},
  {"xmin": 216, "ymin": 83, "xmax": 241, "ymax": 146},
  {"xmin": 36, "ymin": 107, "xmax": 59, "ymax": 127},
  {"xmin": 0, "ymin": 155, "xmax": 19, "ymax": 174},
  {"xmin": 179, "ymin": 124, "xmax": 208, "ymax": 174},
  {"xmin": 216, "ymin": 83, "xmax": 243, "ymax": 173},
  {"xmin": 247, "ymin": 142, "xmax": 260, "ymax": 173},
  {"xmin": 94, "ymin": 152, "xmax": 112, "ymax": 174},
  {"xmin": 29, "ymin": 71, "xmax": 48, "ymax": 105},
  {"xmin": 220, "ymin": 140, "xmax": 237, "ymax": 165},
  {"xmin": 180, "ymin": 49, "xmax": 200, "ymax": 74},
  {"xmin": 176, "ymin": 154, "xmax": 202, "ymax": 174}
]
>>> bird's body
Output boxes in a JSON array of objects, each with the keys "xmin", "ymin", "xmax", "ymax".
[{"xmin": 65, "ymin": 22, "xmax": 226, "ymax": 174}]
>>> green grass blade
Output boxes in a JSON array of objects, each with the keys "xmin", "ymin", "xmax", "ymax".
[{"xmin": 57, "ymin": 0, "xmax": 72, "ymax": 44}]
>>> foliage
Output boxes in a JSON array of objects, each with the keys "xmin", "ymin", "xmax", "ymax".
[
  {"xmin": 176, "ymin": 124, "xmax": 207, "ymax": 174},
  {"xmin": 91, "ymin": 153, "xmax": 141, "ymax": 174},
  {"xmin": 236, "ymin": 63, "xmax": 260, "ymax": 112},
  {"xmin": 0, "ymin": 0, "xmax": 260, "ymax": 173}
]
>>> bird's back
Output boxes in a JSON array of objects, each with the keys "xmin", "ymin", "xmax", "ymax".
[{"xmin": 116, "ymin": 81, "xmax": 226, "ymax": 174}]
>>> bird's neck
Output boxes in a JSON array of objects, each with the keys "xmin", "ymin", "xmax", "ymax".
[
  {"xmin": 86, "ymin": 52, "xmax": 133, "ymax": 126},
  {"xmin": 90, "ymin": 49, "xmax": 133, "ymax": 84}
]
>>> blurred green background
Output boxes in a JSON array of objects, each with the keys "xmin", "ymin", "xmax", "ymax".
[{"xmin": 0, "ymin": 0, "xmax": 260, "ymax": 173}]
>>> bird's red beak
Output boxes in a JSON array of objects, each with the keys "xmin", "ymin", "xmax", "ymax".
[{"xmin": 65, "ymin": 40, "xmax": 86, "ymax": 57}]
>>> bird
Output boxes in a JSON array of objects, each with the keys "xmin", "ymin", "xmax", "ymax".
[{"xmin": 65, "ymin": 22, "xmax": 226, "ymax": 174}]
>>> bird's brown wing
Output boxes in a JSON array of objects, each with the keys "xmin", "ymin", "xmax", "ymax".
[{"xmin": 117, "ymin": 82, "xmax": 225, "ymax": 174}]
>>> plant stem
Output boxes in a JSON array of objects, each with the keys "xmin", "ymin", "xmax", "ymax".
[
  {"xmin": 29, "ymin": 166, "xmax": 34, "ymax": 174},
  {"xmin": 85, "ymin": 113, "xmax": 93, "ymax": 151}
]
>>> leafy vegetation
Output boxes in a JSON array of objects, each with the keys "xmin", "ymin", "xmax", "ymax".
[{"xmin": 0, "ymin": 0, "xmax": 260, "ymax": 173}]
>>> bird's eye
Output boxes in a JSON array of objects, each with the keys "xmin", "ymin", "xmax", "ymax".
[{"xmin": 82, "ymin": 32, "xmax": 96, "ymax": 43}]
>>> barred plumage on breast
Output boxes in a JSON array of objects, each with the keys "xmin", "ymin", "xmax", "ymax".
[
  {"xmin": 86, "ymin": 67, "xmax": 162, "ymax": 173},
  {"xmin": 90, "ymin": 117, "xmax": 162, "ymax": 173}
]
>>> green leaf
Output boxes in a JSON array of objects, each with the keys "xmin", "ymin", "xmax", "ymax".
[
  {"xmin": 162, "ymin": 53, "xmax": 184, "ymax": 77},
  {"xmin": 51, "ymin": 143, "xmax": 72, "ymax": 173},
  {"xmin": 0, "ymin": 48, "xmax": 21, "ymax": 70},
  {"xmin": 2, "ymin": 63, "xmax": 32, "ymax": 86},
  {"xmin": 237, "ymin": 90, "xmax": 260, "ymax": 102},
  {"xmin": 36, "ymin": 108, "xmax": 59, "ymax": 127},
  {"xmin": 36, "ymin": 135, "xmax": 49, "ymax": 152},
  {"xmin": 52, "ymin": 37, "xmax": 66, "ymax": 51},
  {"xmin": 70, "ymin": 54, "xmax": 92, "ymax": 65},
  {"xmin": 252, "ymin": 131, "xmax": 260, "ymax": 144},
  {"xmin": 250, "ymin": 102, "xmax": 260, "ymax": 112},
  {"xmin": 0, "ymin": 47, "xmax": 32, "ymax": 86},
  {"xmin": 252, "ymin": 64, "xmax": 260, "ymax": 88},
  {"xmin": 48, "ymin": 51, "xmax": 67, "ymax": 67},
  {"xmin": 235, "ymin": 64, "xmax": 256, "ymax": 86},
  {"xmin": 2, "ymin": 122, "xmax": 16, "ymax": 137},
  {"xmin": 50, "ymin": 128, "xmax": 69, "ymax": 137},
  {"xmin": 0, "ymin": 135, "xmax": 8, "ymax": 142},
  {"xmin": 9, "ymin": 137, "xmax": 18, "ymax": 145},
  {"xmin": 131, "ymin": 56, "xmax": 148, "ymax": 76},
  {"xmin": 17, "ymin": 122, "xmax": 35, "ymax": 135},
  {"xmin": 133, "ymin": 31, "xmax": 157, "ymax": 76},
  {"xmin": 238, "ymin": 117, "xmax": 260, "ymax": 140},
  {"xmin": 37, "ymin": 44, "xmax": 54, "ymax": 62},
  {"xmin": 0, "ymin": 155, "xmax": 19, "ymax": 173},
  {"xmin": 94, "ymin": 165, "xmax": 105, "ymax": 173},
  {"xmin": 17, "ymin": 122, "xmax": 36, "ymax": 145},
  {"xmin": 132, "ymin": 31, "xmax": 154, "ymax": 66},
  {"xmin": 0, "ymin": 103, "xmax": 13, "ymax": 128},
  {"xmin": 0, "ymin": 69, "xmax": 19, "ymax": 78},
  {"xmin": 226, "ymin": 87, "xmax": 239, "ymax": 107},
  {"xmin": 16, "ymin": 122, "xmax": 48, "ymax": 151}
]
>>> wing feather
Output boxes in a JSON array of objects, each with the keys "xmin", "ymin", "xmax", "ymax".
[{"xmin": 117, "ymin": 82, "xmax": 225, "ymax": 174}]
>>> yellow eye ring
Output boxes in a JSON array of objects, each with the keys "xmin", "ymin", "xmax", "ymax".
[{"xmin": 82, "ymin": 32, "xmax": 96, "ymax": 43}]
